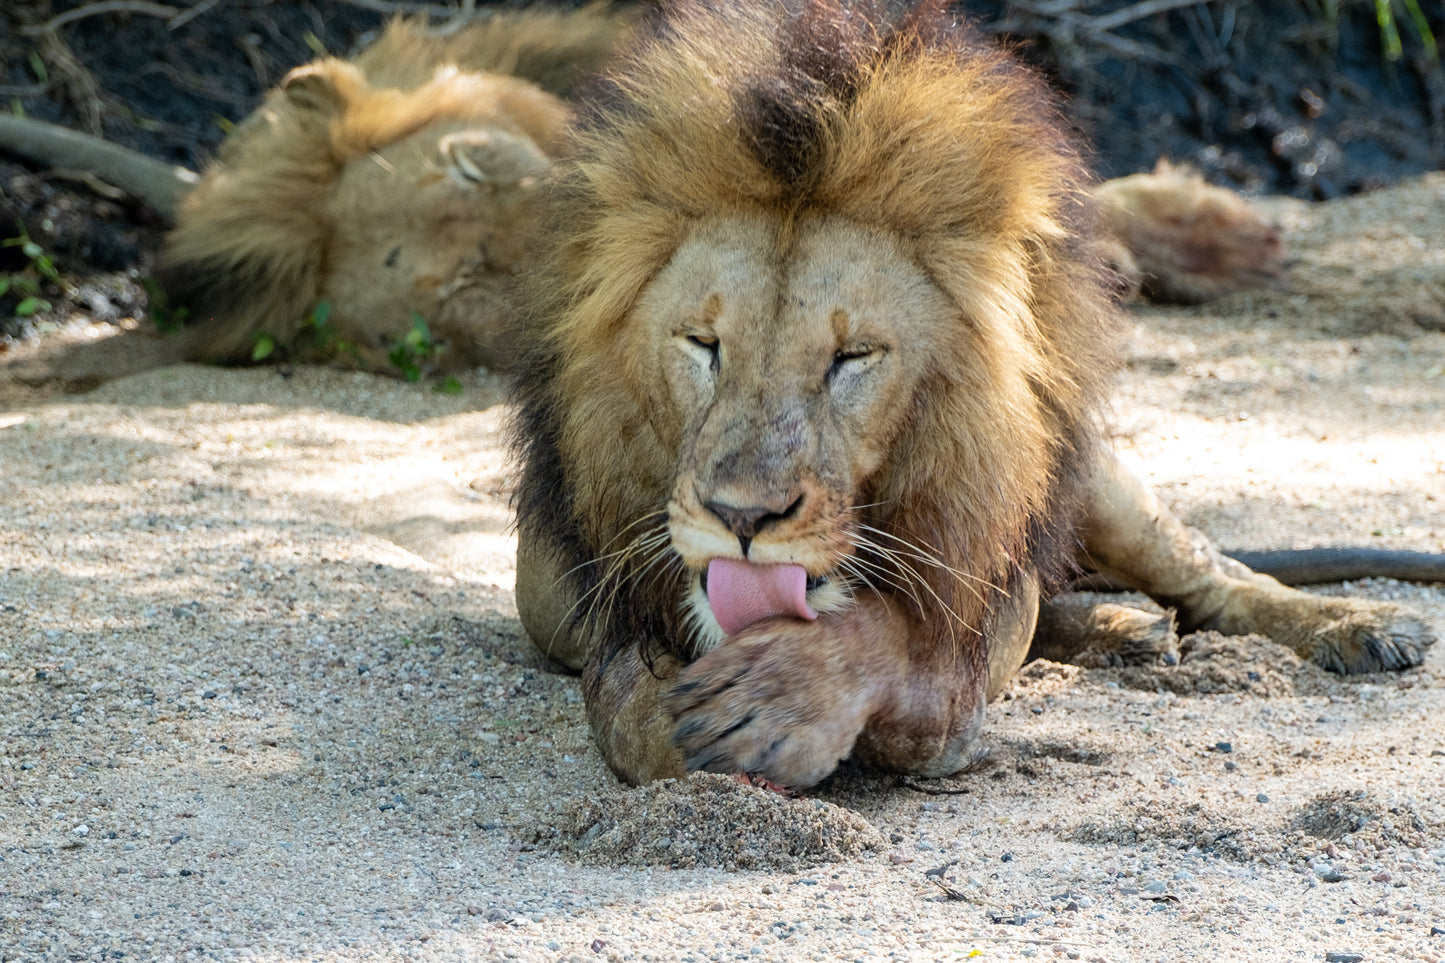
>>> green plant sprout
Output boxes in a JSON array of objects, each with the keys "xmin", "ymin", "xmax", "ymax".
[
  {"xmin": 1375, "ymin": 0, "xmax": 1438, "ymax": 64},
  {"xmin": 388, "ymin": 312, "xmax": 440, "ymax": 382},
  {"xmin": 142, "ymin": 276, "xmax": 190, "ymax": 333},
  {"xmin": 2, "ymin": 226, "xmax": 62, "ymax": 319}
]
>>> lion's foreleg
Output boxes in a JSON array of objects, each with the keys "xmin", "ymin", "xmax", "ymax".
[
  {"xmin": 668, "ymin": 590, "xmax": 1030, "ymax": 787},
  {"xmin": 1078, "ymin": 451, "xmax": 1435, "ymax": 673},
  {"xmin": 583, "ymin": 639, "xmax": 688, "ymax": 786}
]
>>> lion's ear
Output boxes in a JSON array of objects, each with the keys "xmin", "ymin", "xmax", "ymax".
[
  {"xmin": 278, "ymin": 59, "xmax": 367, "ymax": 115},
  {"xmin": 440, "ymin": 129, "xmax": 550, "ymax": 188}
]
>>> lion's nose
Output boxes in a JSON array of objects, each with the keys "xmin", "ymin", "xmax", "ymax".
[{"xmin": 704, "ymin": 495, "xmax": 803, "ymax": 555}]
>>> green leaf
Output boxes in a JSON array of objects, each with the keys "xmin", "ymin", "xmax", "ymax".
[
  {"xmin": 15, "ymin": 296, "xmax": 49, "ymax": 316},
  {"xmin": 310, "ymin": 300, "xmax": 331, "ymax": 328},
  {"xmin": 388, "ymin": 344, "xmax": 420, "ymax": 381},
  {"xmin": 1377, "ymin": 0, "xmax": 1404, "ymax": 60},
  {"xmin": 1398, "ymin": 0, "xmax": 1439, "ymax": 61},
  {"xmin": 251, "ymin": 333, "xmax": 276, "ymax": 361},
  {"xmin": 434, "ymin": 376, "xmax": 463, "ymax": 395},
  {"xmin": 405, "ymin": 312, "xmax": 434, "ymax": 353},
  {"xmin": 0, "ymin": 278, "xmax": 9, "ymax": 297},
  {"xmin": 27, "ymin": 52, "xmax": 47, "ymax": 85},
  {"xmin": 21, "ymin": 241, "xmax": 42, "ymax": 260},
  {"xmin": 9, "ymin": 98, "xmax": 24, "ymax": 119},
  {"xmin": 303, "ymin": 31, "xmax": 326, "ymax": 56}
]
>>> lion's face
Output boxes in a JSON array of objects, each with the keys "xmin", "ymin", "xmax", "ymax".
[
  {"xmin": 323, "ymin": 117, "xmax": 552, "ymax": 369},
  {"xmin": 635, "ymin": 215, "xmax": 954, "ymax": 644}
]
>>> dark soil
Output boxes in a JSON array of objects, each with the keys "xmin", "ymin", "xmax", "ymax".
[
  {"xmin": 964, "ymin": 0, "xmax": 1445, "ymax": 198},
  {"xmin": 1, "ymin": 0, "xmax": 1443, "ymax": 336}
]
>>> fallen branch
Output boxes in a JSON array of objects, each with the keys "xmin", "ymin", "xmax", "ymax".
[
  {"xmin": 0, "ymin": 115, "xmax": 196, "ymax": 217},
  {"xmin": 19, "ymin": 1, "xmax": 183, "ymax": 36},
  {"xmin": 1088, "ymin": 0, "xmax": 1220, "ymax": 33},
  {"xmin": 332, "ymin": 0, "xmax": 479, "ymax": 17},
  {"xmin": 165, "ymin": 0, "xmax": 221, "ymax": 31}
]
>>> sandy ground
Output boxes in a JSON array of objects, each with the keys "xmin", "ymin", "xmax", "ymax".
[{"xmin": 1, "ymin": 175, "xmax": 1443, "ymax": 962}]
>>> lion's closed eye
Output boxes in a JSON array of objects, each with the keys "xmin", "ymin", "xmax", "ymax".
[
  {"xmin": 827, "ymin": 343, "xmax": 884, "ymax": 382},
  {"xmin": 682, "ymin": 332, "xmax": 721, "ymax": 371}
]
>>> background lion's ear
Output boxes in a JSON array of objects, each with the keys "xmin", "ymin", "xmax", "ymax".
[
  {"xmin": 279, "ymin": 60, "xmax": 367, "ymax": 115},
  {"xmin": 440, "ymin": 129, "xmax": 550, "ymax": 188}
]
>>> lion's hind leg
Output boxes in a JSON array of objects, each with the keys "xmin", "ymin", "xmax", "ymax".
[
  {"xmin": 1080, "ymin": 453, "xmax": 1436, "ymax": 674},
  {"xmin": 1031, "ymin": 597, "xmax": 1180, "ymax": 669}
]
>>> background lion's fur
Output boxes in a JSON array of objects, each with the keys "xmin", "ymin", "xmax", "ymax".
[
  {"xmin": 513, "ymin": 0, "xmax": 1123, "ymax": 667},
  {"xmin": 155, "ymin": 5, "xmax": 629, "ymax": 370},
  {"xmin": 1095, "ymin": 160, "xmax": 1286, "ymax": 304}
]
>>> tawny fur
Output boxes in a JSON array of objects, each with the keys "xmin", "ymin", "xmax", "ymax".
[
  {"xmin": 1094, "ymin": 159, "xmax": 1286, "ymax": 304},
  {"xmin": 156, "ymin": 6, "xmax": 631, "ymax": 372}
]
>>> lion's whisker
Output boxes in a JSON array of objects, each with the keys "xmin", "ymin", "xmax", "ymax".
[
  {"xmin": 857, "ymin": 524, "xmax": 1007, "ymax": 598},
  {"xmin": 847, "ymin": 531, "xmax": 979, "ymax": 640},
  {"xmin": 834, "ymin": 553, "xmax": 892, "ymax": 610},
  {"xmin": 548, "ymin": 519, "xmax": 672, "ymax": 648}
]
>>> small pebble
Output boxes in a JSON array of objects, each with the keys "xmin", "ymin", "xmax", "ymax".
[
  {"xmin": 1324, "ymin": 953, "xmax": 1364, "ymax": 963},
  {"xmin": 1214, "ymin": 742, "xmax": 1233, "ymax": 753},
  {"xmin": 1256, "ymin": 794, "xmax": 1269, "ymax": 803}
]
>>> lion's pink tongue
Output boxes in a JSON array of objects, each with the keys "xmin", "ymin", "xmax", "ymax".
[{"xmin": 705, "ymin": 558, "xmax": 817, "ymax": 636}]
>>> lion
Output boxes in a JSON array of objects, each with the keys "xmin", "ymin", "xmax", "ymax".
[
  {"xmin": 1094, "ymin": 159, "xmax": 1287, "ymax": 304},
  {"xmin": 509, "ymin": 0, "xmax": 1437, "ymax": 789},
  {"xmin": 152, "ymin": 5, "xmax": 631, "ymax": 372}
]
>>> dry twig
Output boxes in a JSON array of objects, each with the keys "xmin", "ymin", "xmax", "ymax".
[
  {"xmin": 1089, "ymin": 0, "xmax": 1220, "ymax": 33},
  {"xmin": 19, "ymin": 1, "xmax": 182, "ymax": 36},
  {"xmin": 331, "ymin": 0, "xmax": 478, "ymax": 17},
  {"xmin": 35, "ymin": 30, "xmax": 105, "ymax": 135}
]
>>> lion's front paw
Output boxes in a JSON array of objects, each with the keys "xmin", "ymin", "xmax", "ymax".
[{"xmin": 665, "ymin": 621, "xmax": 875, "ymax": 789}]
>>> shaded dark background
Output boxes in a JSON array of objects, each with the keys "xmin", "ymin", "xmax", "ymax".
[
  {"xmin": 4, "ymin": 0, "xmax": 1442, "ymax": 196},
  {"xmin": 0, "ymin": 0, "xmax": 1442, "ymax": 331}
]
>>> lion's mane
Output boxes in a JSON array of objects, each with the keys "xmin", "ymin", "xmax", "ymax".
[{"xmin": 513, "ymin": 0, "xmax": 1122, "ymax": 662}]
